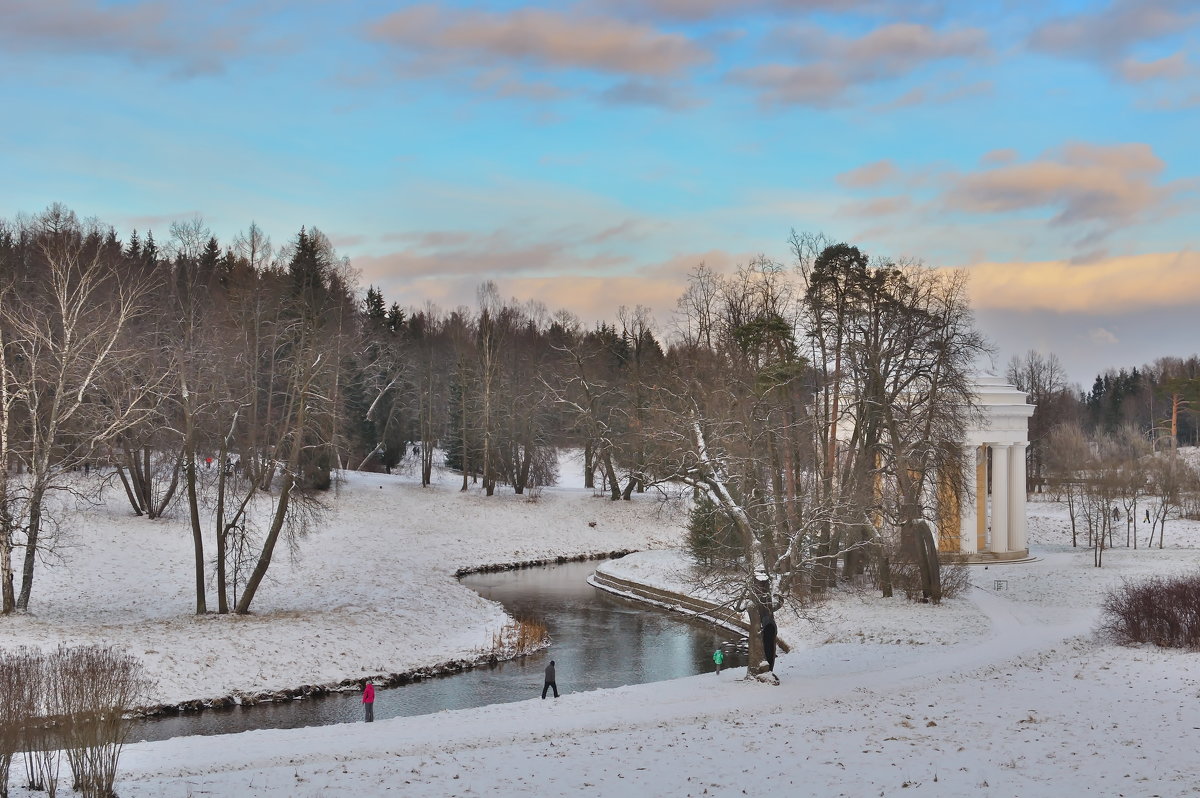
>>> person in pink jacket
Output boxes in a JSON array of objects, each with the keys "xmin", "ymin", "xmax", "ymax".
[{"xmin": 363, "ymin": 681, "xmax": 375, "ymax": 722}]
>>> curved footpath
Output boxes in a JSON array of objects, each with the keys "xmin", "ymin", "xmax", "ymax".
[{"xmin": 104, "ymin": 564, "xmax": 1183, "ymax": 798}]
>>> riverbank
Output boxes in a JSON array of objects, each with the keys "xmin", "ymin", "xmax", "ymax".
[
  {"xmin": 0, "ymin": 456, "xmax": 687, "ymax": 707},
  {"xmin": 8, "ymin": 457, "xmax": 1200, "ymax": 795},
  {"xmin": 67, "ymin": 531, "xmax": 1200, "ymax": 797}
]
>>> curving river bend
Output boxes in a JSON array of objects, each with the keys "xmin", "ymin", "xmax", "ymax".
[{"xmin": 127, "ymin": 560, "xmax": 745, "ymax": 743}]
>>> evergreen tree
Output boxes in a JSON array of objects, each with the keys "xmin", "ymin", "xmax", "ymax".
[
  {"xmin": 363, "ymin": 286, "xmax": 387, "ymax": 326},
  {"xmin": 386, "ymin": 302, "xmax": 406, "ymax": 334}
]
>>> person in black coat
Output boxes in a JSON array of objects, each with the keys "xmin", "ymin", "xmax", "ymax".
[{"xmin": 542, "ymin": 660, "xmax": 559, "ymax": 699}]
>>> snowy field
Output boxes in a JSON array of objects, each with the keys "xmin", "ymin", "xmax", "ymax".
[
  {"xmin": 4, "ymin": 452, "xmax": 1200, "ymax": 796},
  {"xmin": 0, "ymin": 451, "xmax": 685, "ymax": 706}
]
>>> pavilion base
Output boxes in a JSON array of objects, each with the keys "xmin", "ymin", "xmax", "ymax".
[{"xmin": 944, "ymin": 549, "xmax": 1033, "ymax": 565}]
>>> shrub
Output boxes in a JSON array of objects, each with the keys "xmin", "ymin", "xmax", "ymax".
[
  {"xmin": 484, "ymin": 617, "xmax": 549, "ymax": 658},
  {"xmin": 0, "ymin": 645, "xmax": 150, "ymax": 798},
  {"xmin": 887, "ymin": 556, "xmax": 970, "ymax": 604},
  {"xmin": 685, "ymin": 494, "xmax": 744, "ymax": 569},
  {"xmin": 1100, "ymin": 572, "xmax": 1200, "ymax": 649}
]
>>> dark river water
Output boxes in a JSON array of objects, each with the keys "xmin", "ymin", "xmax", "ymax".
[{"xmin": 128, "ymin": 560, "xmax": 746, "ymax": 743}]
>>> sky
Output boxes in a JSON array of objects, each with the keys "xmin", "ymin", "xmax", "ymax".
[{"xmin": 1, "ymin": 0, "xmax": 1197, "ymax": 387}]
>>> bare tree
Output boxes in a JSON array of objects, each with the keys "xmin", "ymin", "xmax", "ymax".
[
  {"xmin": 0, "ymin": 209, "xmax": 159, "ymax": 610},
  {"xmin": 1044, "ymin": 423, "xmax": 1090, "ymax": 546},
  {"xmin": 1006, "ymin": 350, "xmax": 1076, "ymax": 493}
]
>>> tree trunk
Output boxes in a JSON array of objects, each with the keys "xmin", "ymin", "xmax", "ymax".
[
  {"xmin": 184, "ymin": 451, "xmax": 207, "ymax": 615},
  {"xmin": 601, "ymin": 452, "xmax": 621, "ymax": 501},
  {"xmin": 878, "ymin": 545, "xmax": 894, "ymax": 598},
  {"xmin": 0, "ymin": 498, "xmax": 14, "ymax": 613},
  {"xmin": 16, "ymin": 481, "xmax": 47, "ymax": 610},
  {"xmin": 115, "ymin": 464, "xmax": 144, "ymax": 517},
  {"xmin": 234, "ymin": 472, "xmax": 295, "ymax": 614},
  {"xmin": 583, "ymin": 442, "xmax": 594, "ymax": 489}
]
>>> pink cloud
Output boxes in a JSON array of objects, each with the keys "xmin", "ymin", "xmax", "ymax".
[
  {"xmin": 837, "ymin": 196, "xmax": 913, "ymax": 217},
  {"xmin": 1, "ymin": 0, "xmax": 247, "ymax": 75},
  {"xmin": 945, "ymin": 142, "xmax": 1182, "ymax": 227},
  {"xmin": 362, "ymin": 248, "xmax": 750, "ymax": 325},
  {"xmin": 368, "ymin": 5, "xmax": 708, "ymax": 78},
  {"xmin": 837, "ymin": 160, "xmax": 900, "ymax": 189},
  {"xmin": 1119, "ymin": 52, "xmax": 1191, "ymax": 82},
  {"xmin": 596, "ymin": 0, "xmax": 887, "ymax": 22},
  {"xmin": 980, "ymin": 149, "xmax": 1019, "ymax": 166},
  {"xmin": 730, "ymin": 63, "xmax": 849, "ymax": 107},
  {"xmin": 735, "ymin": 23, "xmax": 989, "ymax": 107},
  {"xmin": 962, "ymin": 250, "xmax": 1200, "ymax": 314},
  {"xmin": 1029, "ymin": 0, "xmax": 1198, "ymax": 74}
]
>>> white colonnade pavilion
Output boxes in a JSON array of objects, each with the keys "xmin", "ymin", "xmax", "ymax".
[{"xmin": 940, "ymin": 376, "xmax": 1036, "ymax": 561}]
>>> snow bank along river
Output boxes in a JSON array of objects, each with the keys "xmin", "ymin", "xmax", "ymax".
[{"xmin": 126, "ymin": 560, "xmax": 745, "ymax": 742}]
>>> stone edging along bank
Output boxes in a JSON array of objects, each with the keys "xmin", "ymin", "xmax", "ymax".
[
  {"xmin": 589, "ymin": 566, "xmax": 790, "ymax": 654},
  {"xmin": 136, "ymin": 550, "xmax": 637, "ymax": 718}
]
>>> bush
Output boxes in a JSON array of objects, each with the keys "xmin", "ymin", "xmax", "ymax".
[
  {"xmin": 0, "ymin": 645, "xmax": 150, "ymax": 798},
  {"xmin": 887, "ymin": 556, "xmax": 971, "ymax": 604},
  {"xmin": 483, "ymin": 617, "xmax": 549, "ymax": 658},
  {"xmin": 1100, "ymin": 572, "xmax": 1200, "ymax": 649},
  {"xmin": 685, "ymin": 495, "xmax": 744, "ymax": 569}
]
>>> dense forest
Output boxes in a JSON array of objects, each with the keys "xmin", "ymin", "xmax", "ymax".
[{"xmin": 2, "ymin": 205, "xmax": 1198, "ymax": 669}]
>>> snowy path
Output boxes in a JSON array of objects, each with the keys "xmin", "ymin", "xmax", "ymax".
[{"xmin": 105, "ymin": 573, "xmax": 1123, "ymax": 797}]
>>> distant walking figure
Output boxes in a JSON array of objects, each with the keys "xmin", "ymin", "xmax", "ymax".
[
  {"xmin": 363, "ymin": 681, "xmax": 375, "ymax": 722},
  {"xmin": 1112, "ymin": 506, "xmax": 1120, "ymax": 521},
  {"xmin": 1145, "ymin": 508, "xmax": 1151, "ymax": 523},
  {"xmin": 713, "ymin": 647, "xmax": 724, "ymax": 675},
  {"xmin": 542, "ymin": 660, "xmax": 559, "ymax": 699}
]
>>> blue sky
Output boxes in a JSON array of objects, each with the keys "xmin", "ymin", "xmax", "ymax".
[{"xmin": 2, "ymin": 0, "xmax": 1197, "ymax": 385}]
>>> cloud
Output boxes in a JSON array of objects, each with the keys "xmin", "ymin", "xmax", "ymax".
[
  {"xmin": 355, "ymin": 231, "xmax": 628, "ymax": 282},
  {"xmin": 878, "ymin": 79, "xmax": 993, "ymax": 110},
  {"xmin": 1118, "ymin": 52, "xmax": 1191, "ymax": 82},
  {"xmin": 597, "ymin": 80, "xmax": 701, "ymax": 110},
  {"xmin": 944, "ymin": 142, "xmax": 1184, "ymax": 228},
  {"xmin": 1088, "ymin": 328, "xmax": 1120, "ymax": 345},
  {"xmin": 980, "ymin": 149, "xmax": 1019, "ymax": 166},
  {"xmin": 733, "ymin": 23, "xmax": 989, "ymax": 107},
  {"xmin": 729, "ymin": 63, "xmax": 849, "ymax": 108},
  {"xmin": 0, "ymin": 0, "xmax": 246, "ymax": 75},
  {"xmin": 121, "ymin": 210, "xmax": 206, "ymax": 231},
  {"xmin": 357, "ymin": 242, "xmax": 750, "ymax": 324},
  {"xmin": 367, "ymin": 5, "xmax": 709, "ymax": 78},
  {"xmin": 595, "ymin": 0, "xmax": 898, "ymax": 22},
  {"xmin": 963, "ymin": 250, "xmax": 1200, "ymax": 313},
  {"xmin": 1029, "ymin": 0, "xmax": 1199, "ymax": 74},
  {"xmin": 837, "ymin": 160, "xmax": 900, "ymax": 189},
  {"xmin": 837, "ymin": 196, "xmax": 913, "ymax": 217}
]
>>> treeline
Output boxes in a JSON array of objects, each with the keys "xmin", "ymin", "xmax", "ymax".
[
  {"xmin": 3, "ymin": 210, "xmax": 990, "ymax": 672},
  {"xmin": 1006, "ymin": 351, "xmax": 1200, "ymax": 494},
  {"xmin": 0, "ymin": 205, "xmax": 646, "ymax": 616}
]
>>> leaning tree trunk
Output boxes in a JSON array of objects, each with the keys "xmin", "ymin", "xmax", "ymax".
[
  {"xmin": 911, "ymin": 520, "xmax": 942, "ymax": 603},
  {"xmin": 234, "ymin": 472, "xmax": 295, "ymax": 614}
]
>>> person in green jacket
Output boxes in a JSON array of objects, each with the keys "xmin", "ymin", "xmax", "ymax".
[{"xmin": 713, "ymin": 647, "xmax": 724, "ymax": 675}]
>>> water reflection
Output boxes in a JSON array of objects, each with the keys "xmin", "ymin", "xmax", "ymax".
[{"xmin": 129, "ymin": 560, "xmax": 744, "ymax": 743}]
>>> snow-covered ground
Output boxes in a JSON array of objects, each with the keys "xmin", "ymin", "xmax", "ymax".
[
  {"xmin": 0, "ymin": 452, "xmax": 685, "ymax": 706},
  {"xmin": 5, "ymin": 453, "xmax": 1200, "ymax": 796}
]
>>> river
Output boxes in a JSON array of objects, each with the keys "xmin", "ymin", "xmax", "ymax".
[{"xmin": 127, "ymin": 560, "xmax": 744, "ymax": 742}]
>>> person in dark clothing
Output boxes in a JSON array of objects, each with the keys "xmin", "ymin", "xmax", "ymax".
[
  {"xmin": 1145, "ymin": 508, "xmax": 1151, "ymax": 523},
  {"xmin": 542, "ymin": 660, "xmax": 559, "ymax": 699},
  {"xmin": 761, "ymin": 617, "xmax": 778, "ymax": 672}
]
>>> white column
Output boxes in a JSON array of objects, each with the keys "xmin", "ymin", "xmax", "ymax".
[
  {"xmin": 959, "ymin": 444, "xmax": 978, "ymax": 553},
  {"xmin": 1008, "ymin": 442, "xmax": 1028, "ymax": 553},
  {"xmin": 989, "ymin": 445, "xmax": 1009, "ymax": 553}
]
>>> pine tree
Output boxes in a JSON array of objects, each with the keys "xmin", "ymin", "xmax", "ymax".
[{"xmin": 363, "ymin": 286, "xmax": 387, "ymax": 325}]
